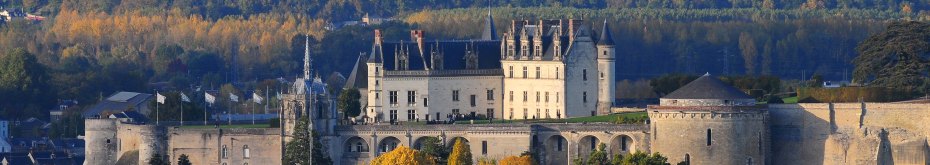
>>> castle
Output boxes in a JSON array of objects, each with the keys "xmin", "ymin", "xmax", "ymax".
[{"xmin": 83, "ymin": 13, "xmax": 930, "ymax": 165}]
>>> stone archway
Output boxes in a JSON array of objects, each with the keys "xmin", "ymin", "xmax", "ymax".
[
  {"xmin": 609, "ymin": 134, "xmax": 635, "ymax": 156},
  {"xmin": 378, "ymin": 136, "xmax": 401, "ymax": 153},
  {"xmin": 412, "ymin": 136, "xmax": 440, "ymax": 150},
  {"xmin": 578, "ymin": 135, "xmax": 600, "ymax": 157},
  {"xmin": 344, "ymin": 136, "xmax": 370, "ymax": 153},
  {"xmin": 446, "ymin": 137, "xmax": 469, "ymax": 147},
  {"xmin": 543, "ymin": 135, "xmax": 569, "ymax": 164}
]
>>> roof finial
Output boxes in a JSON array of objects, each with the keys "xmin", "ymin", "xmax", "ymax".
[
  {"xmin": 304, "ymin": 35, "xmax": 312, "ymax": 79},
  {"xmin": 704, "ymin": 72, "xmax": 711, "ymax": 76}
]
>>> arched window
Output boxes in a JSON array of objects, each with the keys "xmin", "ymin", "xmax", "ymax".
[
  {"xmin": 747, "ymin": 158, "xmax": 753, "ymax": 165},
  {"xmin": 684, "ymin": 154, "xmax": 690, "ymax": 165},
  {"xmin": 243, "ymin": 145, "xmax": 250, "ymax": 158},
  {"xmin": 222, "ymin": 145, "xmax": 228, "ymax": 159},
  {"xmin": 706, "ymin": 129, "xmax": 712, "ymax": 146}
]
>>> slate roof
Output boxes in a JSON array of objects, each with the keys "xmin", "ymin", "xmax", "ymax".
[
  {"xmin": 663, "ymin": 74, "xmax": 753, "ymax": 100},
  {"xmin": 0, "ymin": 152, "xmax": 32, "ymax": 165},
  {"xmin": 480, "ymin": 10, "xmax": 497, "ymax": 40},
  {"xmin": 597, "ymin": 19, "xmax": 614, "ymax": 46},
  {"xmin": 83, "ymin": 92, "xmax": 152, "ymax": 118},
  {"xmin": 344, "ymin": 55, "xmax": 368, "ymax": 89},
  {"xmin": 375, "ymin": 40, "xmax": 502, "ymax": 71}
]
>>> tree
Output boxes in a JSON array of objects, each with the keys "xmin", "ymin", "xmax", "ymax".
[
  {"xmin": 499, "ymin": 155, "xmax": 535, "ymax": 165},
  {"xmin": 622, "ymin": 151, "xmax": 671, "ymax": 165},
  {"xmin": 177, "ymin": 154, "xmax": 192, "ymax": 165},
  {"xmin": 419, "ymin": 137, "xmax": 449, "ymax": 161},
  {"xmin": 284, "ymin": 116, "xmax": 333, "ymax": 165},
  {"xmin": 0, "ymin": 48, "xmax": 51, "ymax": 120},
  {"xmin": 586, "ymin": 143, "xmax": 609, "ymax": 165},
  {"xmin": 148, "ymin": 153, "xmax": 169, "ymax": 165},
  {"xmin": 853, "ymin": 21, "xmax": 930, "ymax": 95},
  {"xmin": 448, "ymin": 138, "xmax": 473, "ymax": 165},
  {"xmin": 370, "ymin": 146, "xmax": 437, "ymax": 165},
  {"xmin": 739, "ymin": 32, "xmax": 758, "ymax": 75},
  {"xmin": 337, "ymin": 88, "xmax": 362, "ymax": 119}
]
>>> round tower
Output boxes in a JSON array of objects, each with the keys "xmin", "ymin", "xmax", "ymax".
[
  {"xmin": 596, "ymin": 19, "xmax": 616, "ymax": 115},
  {"xmin": 85, "ymin": 119, "xmax": 119, "ymax": 165},
  {"xmin": 649, "ymin": 74, "xmax": 768, "ymax": 165}
]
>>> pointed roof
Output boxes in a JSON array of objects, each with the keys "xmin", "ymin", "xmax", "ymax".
[
  {"xmin": 345, "ymin": 55, "xmax": 368, "ymax": 89},
  {"xmin": 480, "ymin": 5, "xmax": 497, "ymax": 40},
  {"xmin": 597, "ymin": 19, "xmax": 615, "ymax": 46},
  {"xmin": 663, "ymin": 73, "xmax": 753, "ymax": 100},
  {"xmin": 368, "ymin": 43, "xmax": 383, "ymax": 63}
]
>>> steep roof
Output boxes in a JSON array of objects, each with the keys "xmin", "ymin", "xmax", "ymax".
[
  {"xmin": 480, "ymin": 10, "xmax": 497, "ymax": 40},
  {"xmin": 83, "ymin": 92, "xmax": 153, "ymax": 118},
  {"xmin": 378, "ymin": 40, "xmax": 502, "ymax": 71},
  {"xmin": 344, "ymin": 55, "xmax": 368, "ymax": 89},
  {"xmin": 597, "ymin": 19, "xmax": 614, "ymax": 46},
  {"xmin": 663, "ymin": 74, "xmax": 753, "ymax": 100}
]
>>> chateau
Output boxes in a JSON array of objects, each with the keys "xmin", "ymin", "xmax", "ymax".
[{"xmin": 82, "ymin": 13, "xmax": 930, "ymax": 165}]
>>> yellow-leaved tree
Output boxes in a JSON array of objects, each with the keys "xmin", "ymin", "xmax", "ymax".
[
  {"xmin": 371, "ymin": 146, "xmax": 437, "ymax": 165},
  {"xmin": 448, "ymin": 138, "xmax": 473, "ymax": 165},
  {"xmin": 499, "ymin": 155, "xmax": 535, "ymax": 165}
]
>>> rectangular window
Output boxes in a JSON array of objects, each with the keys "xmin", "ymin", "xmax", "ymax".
[
  {"xmin": 583, "ymin": 69, "xmax": 588, "ymax": 81},
  {"xmin": 556, "ymin": 92, "xmax": 560, "ymax": 103},
  {"xmin": 536, "ymin": 109, "xmax": 540, "ymax": 119},
  {"xmin": 390, "ymin": 110, "xmax": 398, "ymax": 121},
  {"xmin": 545, "ymin": 109, "xmax": 550, "ymax": 118},
  {"xmin": 482, "ymin": 141, "xmax": 488, "ymax": 155},
  {"xmin": 509, "ymin": 91, "xmax": 514, "ymax": 102},
  {"xmin": 535, "ymin": 67, "xmax": 540, "ymax": 79},
  {"xmin": 508, "ymin": 66, "xmax": 513, "ymax": 78},
  {"xmin": 555, "ymin": 67, "xmax": 560, "ymax": 79},
  {"xmin": 487, "ymin": 90, "xmax": 494, "ymax": 100},
  {"xmin": 452, "ymin": 90, "xmax": 460, "ymax": 101},
  {"xmin": 509, "ymin": 108, "xmax": 514, "ymax": 119},
  {"xmin": 523, "ymin": 108, "xmax": 528, "ymax": 119},
  {"xmin": 523, "ymin": 91, "xmax": 528, "ymax": 102},
  {"xmin": 407, "ymin": 110, "xmax": 416, "ymax": 120},
  {"xmin": 375, "ymin": 92, "xmax": 379, "ymax": 99},
  {"xmin": 545, "ymin": 92, "xmax": 550, "ymax": 102},
  {"xmin": 707, "ymin": 129, "xmax": 713, "ymax": 146},
  {"xmin": 244, "ymin": 146, "xmax": 250, "ymax": 158},
  {"xmin": 583, "ymin": 92, "xmax": 588, "ymax": 103},
  {"xmin": 423, "ymin": 98, "xmax": 428, "ymax": 107},
  {"xmin": 470, "ymin": 95, "xmax": 477, "ymax": 107},
  {"xmin": 407, "ymin": 91, "xmax": 417, "ymax": 104},
  {"xmin": 452, "ymin": 109, "xmax": 460, "ymax": 115},
  {"xmin": 536, "ymin": 92, "xmax": 540, "ymax": 102},
  {"xmin": 522, "ymin": 66, "xmax": 527, "ymax": 78},
  {"xmin": 557, "ymin": 139, "xmax": 563, "ymax": 151},
  {"xmin": 487, "ymin": 108, "xmax": 494, "ymax": 119},
  {"xmin": 389, "ymin": 91, "xmax": 398, "ymax": 105}
]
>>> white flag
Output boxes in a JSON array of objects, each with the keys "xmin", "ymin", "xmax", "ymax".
[
  {"xmin": 205, "ymin": 92, "xmax": 216, "ymax": 104},
  {"xmin": 276, "ymin": 92, "xmax": 282, "ymax": 100},
  {"xmin": 253, "ymin": 93, "xmax": 263, "ymax": 104},
  {"xmin": 230, "ymin": 93, "xmax": 239, "ymax": 102},
  {"xmin": 156, "ymin": 92, "xmax": 166, "ymax": 104},
  {"xmin": 180, "ymin": 93, "xmax": 191, "ymax": 102}
]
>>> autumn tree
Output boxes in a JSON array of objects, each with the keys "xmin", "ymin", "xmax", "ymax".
[
  {"xmin": 499, "ymin": 155, "xmax": 535, "ymax": 165},
  {"xmin": 448, "ymin": 138, "xmax": 473, "ymax": 165},
  {"xmin": 853, "ymin": 21, "xmax": 930, "ymax": 95},
  {"xmin": 370, "ymin": 146, "xmax": 437, "ymax": 165}
]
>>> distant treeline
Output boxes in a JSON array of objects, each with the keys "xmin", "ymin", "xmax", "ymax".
[
  {"xmin": 405, "ymin": 8, "xmax": 898, "ymax": 80},
  {"xmin": 1, "ymin": 0, "xmax": 928, "ymax": 21}
]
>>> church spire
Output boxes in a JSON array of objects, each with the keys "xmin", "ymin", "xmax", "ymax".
[
  {"xmin": 304, "ymin": 35, "xmax": 312, "ymax": 79},
  {"xmin": 480, "ymin": 0, "xmax": 497, "ymax": 40}
]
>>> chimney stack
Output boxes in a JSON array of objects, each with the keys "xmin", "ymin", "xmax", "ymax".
[{"xmin": 374, "ymin": 29, "xmax": 383, "ymax": 45}]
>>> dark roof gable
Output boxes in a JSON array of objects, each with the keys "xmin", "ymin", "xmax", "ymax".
[{"xmin": 664, "ymin": 74, "xmax": 753, "ymax": 100}]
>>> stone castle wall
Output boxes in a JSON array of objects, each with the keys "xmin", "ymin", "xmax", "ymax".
[
  {"xmin": 648, "ymin": 110, "xmax": 768, "ymax": 165},
  {"xmin": 769, "ymin": 103, "xmax": 930, "ymax": 165}
]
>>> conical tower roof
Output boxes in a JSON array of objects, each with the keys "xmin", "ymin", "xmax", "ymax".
[
  {"xmin": 664, "ymin": 73, "xmax": 752, "ymax": 100},
  {"xmin": 597, "ymin": 19, "xmax": 614, "ymax": 46}
]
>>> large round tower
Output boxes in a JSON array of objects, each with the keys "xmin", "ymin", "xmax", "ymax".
[
  {"xmin": 649, "ymin": 74, "xmax": 768, "ymax": 165},
  {"xmin": 85, "ymin": 119, "xmax": 119, "ymax": 165}
]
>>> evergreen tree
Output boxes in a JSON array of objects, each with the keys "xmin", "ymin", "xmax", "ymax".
[
  {"xmin": 586, "ymin": 143, "xmax": 609, "ymax": 165},
  {"xmin": 419, "ymin": 137, "xmax": 449, "ymax": 161},
  {"xmin": 337, "ymin": 88, "xmax": 362, "ymax": 119},
  {"xmin": 853, "ymin": 21, "xmax": 930, "ymax": 95},
  {"xmin": 0, "ymin": 48, "xmax": 51, "ymax": 120},
  {"xmin": 148, "ymin": 153, "xmax": 169, "ymax": 165},
  {"xmin": 284, "ymin": 117, "xmax": 333, "ymax": 165},
  {"xmin": 177, "ymin": 154, "xmax": 192, "ymax": 165},
  {"xmin": 448, "ymin": 138, "xmax": 473, "ymax": 165}
]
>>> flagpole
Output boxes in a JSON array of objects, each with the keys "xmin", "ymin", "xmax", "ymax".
[
  {"xmin": 204, "ymin": 92, "xmax": 208, "ymax": 125},
  {"xmin": 252, "ymin": 93, "xmax": 255, "ymax": 125},
  {"xmin": 154, "ymin": 89, "xmax": 159, "ymax": 125},
  {"xmin": 180, "ymin": 92, "xmax": 184, "ymax": 126}
]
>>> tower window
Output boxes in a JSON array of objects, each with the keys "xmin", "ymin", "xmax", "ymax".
[
  {"xmin": 243, "ymin": 145, "xmax": 250, "ymax": 158},
  {"xmin": 487, "ymin": 89, "xmax": 494, "ymax": 100},
  {"xmin": 707, "ymin": 129, "xmax": 713, "ymax": 146},
  {"xmin": 222, "ymin": 145, "xmax": 228, "ymax": 159},
  {"xmin": 583, "ymin": 92, "xmax": 588, "ymax": 103},
  {"xmin": 555, "ymin": 67, "xmax": 560, "ymax": 79},
  {"xmin": 508, "ymin": 66, "xmax": 513, "ymax": 78},
  {"xmin": 482, "ymin": 141, "xmax": 488, "ymax": 155},
  {"xmin": 583, "ymin": 69, "xmax": 588, "ymax": 81}
]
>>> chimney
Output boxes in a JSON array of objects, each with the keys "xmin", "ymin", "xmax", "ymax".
[
  {"xmin": 568, "ymin": 19, "xmax": 577, "ymax": 42},
  {"xmin": 558, "ymin": 19, "xmax": 564, "ymax": 37},
  {"xmin": 374, "ymin": 29, "xmax": 382, "ymax": 45},
  {"xmin": 410, "ymin": 30, "xmax": 424, "ymax": 53}
]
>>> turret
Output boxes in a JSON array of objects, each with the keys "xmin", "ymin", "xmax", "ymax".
[
  {"xmin": 596, "ymin": 19, "xmax": 616, "ymax": 115},
  {"xmin": 366, "ymin": 29, "xmax": 385, "ymax": 123}
]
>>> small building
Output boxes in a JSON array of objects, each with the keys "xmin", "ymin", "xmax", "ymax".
[
  {"xmin": 107, "ymin": 111, "xmax": 148, "ymax": 124},
  {"xmin": 83, "ymin": 92, "xmax": 153, "ymax": 119}
]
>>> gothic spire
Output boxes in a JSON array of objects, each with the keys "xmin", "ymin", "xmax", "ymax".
[
  {"xmin": 480, "ymin": 0, "xmax": 497, "ymax": 40},
  {"xmin": 304, "ymin": 35, "xmax": 312, "ymax": 79}
]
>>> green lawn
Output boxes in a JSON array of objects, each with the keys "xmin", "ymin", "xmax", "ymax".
[
  {"xmin": 782, "ymin": 96, "xmax": 799, "ymax": 103},
  {"xmin": 178, "ymin": 123, "xmax": 272, "ymax": 129},
  {"xmin": 449, "ymin": 111, "xmax": 649, "ymax": 124}
]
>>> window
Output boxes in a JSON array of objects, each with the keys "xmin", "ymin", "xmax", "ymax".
[
  {"xmin": 389, "ymin": 91, "xmax": 398, "ymax": 105},
  {"xmin": 545, "ymin": 92, "xmax": 550, "ymax": 102},
  {"xmin": 508, "ymin": 66, "xmax": 513, "ymax": 78},
  {"xmin": 557, "ymin": 138, "xmax": 563, "ymax": 151},
  {"xmin": 487, "ymin": 90, "xmax": 494, "ymax": 100},
  {"xmin": 423, "ymin": 98, "xmax": 428, "ymax": 107},
  {"xmin": 536, "ymin": 92, "xmax": 540, "ymax": 102},
  {"xmin": 707, "ymin": 129, "xmax": 712, "ymax": 146},
  {"xmin": 222, "ymin": 145, "xmax": 228, "ymax": 159},
  {"xmin": 509, "ymin": 91, "xmax": 513, "ymax": 102},
  {"xmin": 452, "ymin": 109, "xmax": 460, "ymax": 115},
  {"xmin": 389, "ymin": 110, "xmax": 398, "ymax": 121},
  {"xmin": 482, "ymin": 141, "xmax": 488, "ymax": 155},
  {"xmin": 522, "ymin": 66, "xmax": 527, "ymax": 78},
  {"xmin": 407, "ymin": 110, "xmax": 416, "ymax": 120},
  {"xmin": 470, "ymin": 95, "xmax": 477, "ymax": 107},
  {"xmin": 375, "ymin": 92, "xmax": 380, "ymax": 99},
  {"xmin": 486, "ymin": 109, "xmax": 494, "ymax": 119},
  {"xmin": 407, "ymin": 91, "xmax": 417, "ymax": 105},
  {"xmin": 523, "ymin": 91, "xmax": 528, "ymax": 102},
  {"xmin": 452, "ymin": 90, "xmax": 460, "ymax": 101},
  {"xmin": 509, "ymin": 108, "xmax": 514, "ymax": 119},
  {"xmin": 583, "ymin": 92, "xmax": 588, "ymax": 103},
  {"xmin": 556, "ymin": 92, "xmax": 560, "ymax": 103},
  {"xmin": 555, "ymin": 67, "xmax": 560, "ymax": 79},
  {"xmin": 376, "ymin": 67, "xmax": 380, "ymax": 75},
  {"xmin": 535, "ymin": 67, "xmax": 540, "ymax": 79},
  {"xmin": 536, "ymin": 109, "xmax": 540, "ymax": 119},
  {"xmin": 545, "ymin": 109, "xmax": 550, "ymax": 118},
  {"xmin": 523, "ymin": 108, "xmax": 528, "ymax": 119},
  {"xmin": 243, "ymin": 145, "xmax": 250, "ymax": 158},
  {"xmin": 375, "ymin": 80, "xmax": 379, "ymax": 86},
  {"xmin": 583, "ymin": 69, "xmax": 588, "ymax": 81},
  {"xmin": 600, "ymin": 72, "xmax": 604, "ymax": 79},
  {"xmin": 684, "ymin": 154, "xmax": 690, "ymax": 164},
  {"xmin": 621, "ymin": 137, "xmax": 628, "ymax": 151}
]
